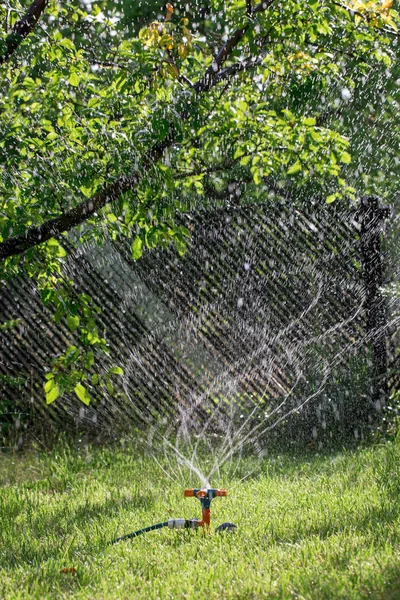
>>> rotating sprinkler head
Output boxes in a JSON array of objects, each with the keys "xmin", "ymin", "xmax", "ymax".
[{"xmin": 112, "ymin": 487, "xmax": 236, "ymax": 544}]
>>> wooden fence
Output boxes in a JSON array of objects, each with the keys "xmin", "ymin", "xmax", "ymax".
[{"xmin": 1, "ymin": 196, "xmax": 399, "ymax": 446}]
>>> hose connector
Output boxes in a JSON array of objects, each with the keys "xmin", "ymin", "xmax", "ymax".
[{"xmin": 167, "ymin": 518, "xmax": 200, "ymax": 529}]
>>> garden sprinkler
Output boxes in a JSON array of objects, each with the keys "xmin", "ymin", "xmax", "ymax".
[
  {"xmin": 112, "ymin": 488, "xmax": 236, "ymax": 544},
  {"xmin": 183, "ymin": 488, "xmax": 236, "ymax": 532}
]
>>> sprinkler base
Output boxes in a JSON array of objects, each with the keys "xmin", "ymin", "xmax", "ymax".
[{"xmin": 215, "ymin": 522, "xmax": 237, "ymax": 532}]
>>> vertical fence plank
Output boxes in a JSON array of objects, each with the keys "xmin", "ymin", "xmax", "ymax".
[{"xmin": 359, "ymin": 196, "xmax": 390, "ymax": 416}]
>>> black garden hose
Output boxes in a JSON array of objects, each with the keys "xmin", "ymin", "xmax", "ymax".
[{"xmin": 112, "ymin": 521, "xmax": 169, "ymax": 544}]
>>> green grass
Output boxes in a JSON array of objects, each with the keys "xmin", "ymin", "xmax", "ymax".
[{"xmin": 1, "ymin": 440, "xmax": 400, "ymax": 599}]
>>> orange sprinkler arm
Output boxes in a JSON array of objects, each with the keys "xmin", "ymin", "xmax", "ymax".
[{"xmin": 184, "ymin": 488, "xmax": 228, "ymax": 497}]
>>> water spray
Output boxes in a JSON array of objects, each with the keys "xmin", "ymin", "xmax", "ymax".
[{"xmin": 112, "ymin": 488, "xmax": 236, "ymax": 544}]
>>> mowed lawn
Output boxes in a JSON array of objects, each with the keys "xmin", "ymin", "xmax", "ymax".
[{"xmin": 1, "ymin": 439, "xmax": 400, "ymax": 599}]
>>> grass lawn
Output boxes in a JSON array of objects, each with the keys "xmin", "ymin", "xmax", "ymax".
[{"xmin": 1, "ymin": 439, "xmax": 400, "ymax": 599}]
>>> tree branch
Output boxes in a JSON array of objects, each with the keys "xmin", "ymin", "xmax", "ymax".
[
  {"xmin": 0, "ymin": 0, "xmax": 278, "ymax": 261},
  {"xmin": 194, "ymin": 0, "xmax": 276, "ymax": 93},
  {"xmin": 0, "ymin": 131, "xmax": 172, "ymax": 260},
  {"xmin": 213, "ymin": 54, "xmax": 266, "ymax": 85},
  {"xmin": 0, "ymin": 0, "xmax": 49, "ymax": 64}
]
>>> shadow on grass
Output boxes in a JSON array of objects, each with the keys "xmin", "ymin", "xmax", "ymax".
[
  {"xmin": 377, "ymin": 564, "xmax": 400, "ymax": 600},
  {"xmin": 264, "ymin": 500, "xmax": 400, "ymax": 549},
  {"xmin": 1, "ymin": 492, "xmax": 156, "ymax": 570}
]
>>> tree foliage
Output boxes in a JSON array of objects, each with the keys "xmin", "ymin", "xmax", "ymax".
[{"xmin": 0, "ymin": 0, "xmax": 398, "ymax": 405}]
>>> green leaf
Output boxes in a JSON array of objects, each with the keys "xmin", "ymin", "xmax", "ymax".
[
  {"xmin": 80, "ymin": 186, "xmax": 93, "ymax": 198},
  {"xmin": 326, "ymin": 194, "xmax": 338, "ymax": 204},
  {"xmin": 86, "ymin": 331, "xmax": 100, "ymax": 345},
  {"xmin": 44, "ymin": 378, "xmax": 55, "ymax": 393},
  {"xmin": 110, "ymin": 366, "xmax": 124, "ymax": 375},
  {"xmin": 59, "ymin": 38, "xmax": 76, "ymax": 51},
  {"xmin": 85, "ymin": 351, "xmax": 95, "ymax": 368},
  {"xmin": 287, "ymin": 162, "xmax": 302, "ymax": 175},
  {"xmin": 74, "ymin": 383, "xmax": 91, "ymax": 405},
  {"xmin": 252, "ymin": 169, "xmax": 261, "ymax": 185},
  {"xmin": 340, "ymin": 151, "xmax": 352, "ymax": 164},
  {"xmin": 46, "ymin": 385, "xmax": 59, "ymax": 404},
  {"xmin": 234, "ymin": 147, "xmax": 245, "ymax": 159},
  {"xmin": 131, "ymin": 237, "xmax": 143, "ymax": 261},
  {"xmin": 47, "ymin": 239, "xmax": 66, "ymax": 257},
  {"xmin": 66, "ymin": 314, "xmax": 80, "ymax": 332},
  {"xmin": 174, "ymin": 236, "xmax": 187, "ymax": 256},
  {"xmin": 69, "ymin": 72, "xmax": 80, "ymax": 87},
  {"xmin": 107, "ymin": 213, "xmax": 118, "ymax": 223}
]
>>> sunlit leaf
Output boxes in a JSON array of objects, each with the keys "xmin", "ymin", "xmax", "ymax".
[
  {"xmin": 46, "ymin": 385, "xmax": 59, "ymax": 404},
  {"xmin": 74, "ymin": 384, "xmax": 91, "ymax": 405},
  {"xmin": 110, "ymin": 366, "xmax": 124, "ymax": 375},
  {"xmin": 131, "ymin": 237, "xmax": 143, "ymax": 260}
]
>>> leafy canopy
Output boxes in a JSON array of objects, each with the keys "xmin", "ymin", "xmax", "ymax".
[{"xmin": 0, "ymin": 0, "xmax": 398, "ymax": 405}]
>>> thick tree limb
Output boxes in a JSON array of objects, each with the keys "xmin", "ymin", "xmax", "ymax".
[
  {"xmin": 0, "ymin": 176, "xmax": 137, "ymax": 259},
  {"xmin": 0, "ymin": 0, "xmax": 277, "ymax": 261},
  {"xmin": 0, "ymin": 133, "xmax": 172, "ymax": 260},
  {"xmin": 0, "ymin": 0, "xmax": 49, "ymax": 64}
]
